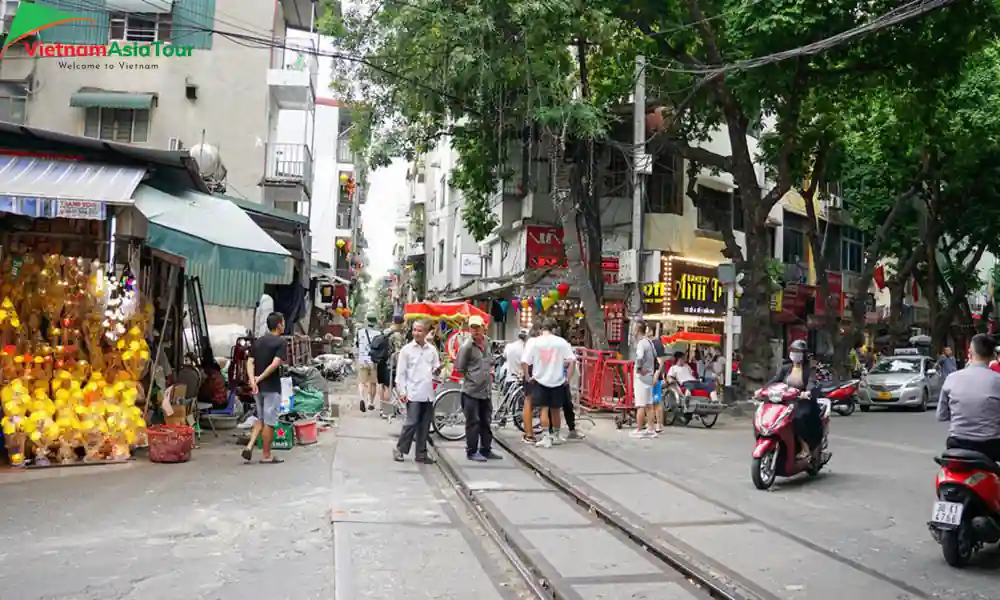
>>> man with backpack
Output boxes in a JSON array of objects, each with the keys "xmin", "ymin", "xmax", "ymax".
[
  {"xmin": 355, "ymin": 315, "xmax": 382, "ymax": 413},
  {"xmin": 369, "ymin": 320, "xmax": 393, "ymax": 415}
]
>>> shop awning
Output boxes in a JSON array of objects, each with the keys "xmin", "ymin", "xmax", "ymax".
[
  {"xmin": 133, "ymin": 185, "xmax": 292, "ymax": 277},
  {"xmin": 0, "ymin": 154, "xmax": 145, "ymax": 214},
  {"xmin": 662, "ymin": 331, "xmax": 722, "ymax": 346},
  {"xmin": 70, "ymin": 89, "xmax": 157, "ymax": 110}
]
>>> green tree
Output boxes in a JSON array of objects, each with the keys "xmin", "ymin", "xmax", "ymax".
[
  {"xmin": 609, "ymin": 0, "xmax": 998, "ymax": 382},
  {"xmin": 835, "ymin": 41, "xmax": 1000, "ymax": 352}
]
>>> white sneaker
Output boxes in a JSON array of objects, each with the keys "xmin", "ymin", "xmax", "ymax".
[
  {"xmin": 645, "ymin": 430, "xmax": 659, "ymax": 439},
  {"xmin": 629, "ymin": 429, "xmax": 647, "ymax": 439},
  {"xmin": 535, "ymin": 434, "xmax": 553, "ymax": 449},
  {"xmin": 552, "ymin": 433, "xmax": 566, "ymax": 445}
]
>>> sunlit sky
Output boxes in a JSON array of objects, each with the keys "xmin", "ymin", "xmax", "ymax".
[{"xmin": 361, "ymin": 158, "xmax": 408, "ymax": 279}]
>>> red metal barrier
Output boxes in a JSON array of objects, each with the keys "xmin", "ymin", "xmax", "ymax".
[
  {"xmin": 575, "ymin": 348, "xmax": 604, "ymax": 409},
  {"xmin": 593, "ymin": 359, "xmax": 634, "ymax": 411}
]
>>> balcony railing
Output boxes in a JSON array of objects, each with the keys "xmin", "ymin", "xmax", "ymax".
[
  {"xmin": 263, "ymin": 142, "xmax": 313, "ymax": 189},
  {"xmin": 336, "ymin": 210, "xmax": 352, "ymax": 230},
  {"xmin": 337, "ymin": 136, "xmax": 354, "ymax": 163}
]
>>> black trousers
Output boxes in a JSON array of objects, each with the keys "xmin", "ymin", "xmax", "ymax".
[
  {"xmin": 561, "ymin": 384, "xmax": 576, "ymax": 431},
  {"xmin": 396, "ymin": 401, "xmax": 434, "ymax": 458},
  {"xmin": 947, "ymin": 436, "xmax": 1000, "ymax": 462},
  {"xmin": 463, "ymin": 393, "xmax": 493, "ymax": 456},
  {"xmin": 793, "ymin": 398, "xmax": 823, "ymax": 450}
]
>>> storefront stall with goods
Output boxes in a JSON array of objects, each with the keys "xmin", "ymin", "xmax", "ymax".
[{"xmin": 0, "ymin": 222, "xmax": 151, "ymax": 467}]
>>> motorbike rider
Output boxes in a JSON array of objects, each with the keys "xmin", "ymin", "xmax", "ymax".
[
  {"xmin": 769, "ymin": 339, "xmax": 822, "ymax": 461},
  {"xmin": 937, "ymin": 334, "xmax": 1000, "ymax": 461}
]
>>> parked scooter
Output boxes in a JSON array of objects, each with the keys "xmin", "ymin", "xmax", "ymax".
[
  {"xmin": 663, "ymin": 382, "xmax": 724, "ymax": 428},
  {"xmin": 928, "ymin": 448, "xmax": 1000, "ymax": 567},
  {"xmin": 819, "ymin": 380, "xmax": 859, "ymax": 416},
  {"xmin": 751, "ymin": 383, "xmax": 832, "ymax": 490}
]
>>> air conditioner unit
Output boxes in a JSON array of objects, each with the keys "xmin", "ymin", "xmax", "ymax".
[{"xmin": 168, "ymin": 137, "xmax": 184, "ymax": 151}]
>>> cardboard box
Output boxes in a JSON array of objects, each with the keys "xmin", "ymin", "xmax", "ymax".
[{"xmin": 164, "ymin": 405, "xmax": 188, "ymax": 426}]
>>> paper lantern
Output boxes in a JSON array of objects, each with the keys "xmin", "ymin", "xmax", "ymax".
[
  {"xmin": 339, "ymin": 173, "xmax": 350, "ymax": 182},
  {"xmin": 500, "ymin": 300, "xmax": 509, "ymax": 313},
  {"xmin": 336, "ymin": 239, "xmax": 346, "ymax": 249},
  {"xmin": 541, "ymin": 297, "xmax": 555, "ymax": 311},
  {"xmin": 557, "ymin": 283, "xmax": 570, "ymax": 297},
  {"xmin": 535, "ymin": 297, "xmax": 543, "ymax": 312},
  {"xmin": 510, "ymin": 299, "xmax": 519, "ymax": 312},
  {"xmin": 548, "ymin": 289, "xmax": 559, "ymax": 300}
]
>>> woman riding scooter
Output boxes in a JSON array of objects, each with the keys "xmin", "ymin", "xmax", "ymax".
[{"xmin": 770, "ymin": 340, "xmax": 823, "ymax": 460}]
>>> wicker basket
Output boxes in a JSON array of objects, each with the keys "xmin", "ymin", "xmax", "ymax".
[{"xmin": 147, "ymin": 424, "xmax": 194, "ymax": 463}]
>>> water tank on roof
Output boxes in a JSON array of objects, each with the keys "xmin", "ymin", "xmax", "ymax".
[{"xmin": 190, "ymin": 143, "xmax": 227, "ymax": 181}]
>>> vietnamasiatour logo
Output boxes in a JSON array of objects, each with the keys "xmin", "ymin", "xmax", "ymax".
[{"xmin": 1, "ymin": 2, "xmax": 194, "ymax": 68}]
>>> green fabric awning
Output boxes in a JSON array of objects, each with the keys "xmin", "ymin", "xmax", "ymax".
[
  {"xmin": 133, "ymin": 185, "xmax": 292, "ymax": 277},
  {"xmin": 70, "ymin": 90, "xmax": 156, "ymax": 110}
]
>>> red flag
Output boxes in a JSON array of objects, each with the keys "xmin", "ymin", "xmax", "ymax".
[{"xmin": 874, "ymin": 264, "xmax": 886, "ymax": 290}]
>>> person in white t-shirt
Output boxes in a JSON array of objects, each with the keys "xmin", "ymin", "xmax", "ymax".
[
  {"xmin": 521, "ymin": 319, "xmax": 575, "ymax": 448},
  {"xmin": 504, "ymin": 330, "xmax": 529, "ymax": 383},
  {"xmin": 666, "ymin": 351, "xmax": 697, "ymax": 386}
]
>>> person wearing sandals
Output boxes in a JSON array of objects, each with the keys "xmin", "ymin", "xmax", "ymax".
[{"xmin": 242, "ymin": 312, "xmax": 287, "ymax": 464}]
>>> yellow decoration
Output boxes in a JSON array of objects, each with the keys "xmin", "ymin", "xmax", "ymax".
[
  {"xmin": 0, "ymin": 253, "xmax": 150, "ymax": 466},
  {"xmin": 336, "ymin": 239, "xmax": 346, "ymax": 249},
  {"xmin": 541, "ymin": 297, "xmax": 555, "ymax": 311}
]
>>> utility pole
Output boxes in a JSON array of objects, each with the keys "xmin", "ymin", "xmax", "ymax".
[{"xmin": 628, "ymin": 55, "xmax": 650, "ymax": 343}]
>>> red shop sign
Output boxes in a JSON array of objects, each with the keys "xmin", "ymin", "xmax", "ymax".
[
  {"xmin": 525, "ymin": 226, "xmax": 568, "ymax": 269},
  {"xmin": 604, "ymin": 301, "xmax": 625, "ymax": 342},
  {"xmin": 814, "ymin": 271, "xmax": 844, "ymax": 317},
  {"xmin": 602, "ymin": 257, "xmax": 620, "ymax": 285}
]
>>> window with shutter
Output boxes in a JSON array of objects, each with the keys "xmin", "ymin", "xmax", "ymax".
[
  {"xmin": 171, "ymin": 0, "xmax": 215, "ymax": 49},
  {"xmin": 36, "ymin": 0, "xmax": 109, "ymax": 45},
  {"xmin": 84, "ymin": 107, "xmax": 151, "ymax": 143}
]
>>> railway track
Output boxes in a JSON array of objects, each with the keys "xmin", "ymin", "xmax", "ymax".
[{"xmin": 433, "ymin": 432, "xmax": 748, "ymax": 600}]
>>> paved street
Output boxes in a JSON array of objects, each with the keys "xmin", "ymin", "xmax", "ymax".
[{"xmin": 515, "ymin": 408, "xmax": 994, "ymax": 600}]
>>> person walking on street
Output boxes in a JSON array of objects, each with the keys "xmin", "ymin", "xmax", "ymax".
[
  {"xmin": 242, "ymin": 312, "xmax": 287, "ymax": 464},
  {"xmin": 393, "ymin": 320, "xmax": 441, "ymax": 464},
  {"xmin": 522, "ymin": 318, "xmax": 576, "ymax": 449},
  {"xmin": 456, "ymin": 315, "xmax": 501, "ymax": 462},
  {"xmin": 382, "ymin": 316, "xmax": 408, "ymax": 418},
  {"xmin": 355, "ymin": 315, "xmax": 381, "ymax": 413}
]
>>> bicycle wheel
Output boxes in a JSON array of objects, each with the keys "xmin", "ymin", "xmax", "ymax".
[
  {"xmin": 510, "ymin": 387, "xmax": 543, "ymax": 435},
  {"xmin": 432, "ymin": 389, "xmax": 466, "ymax": 441}
]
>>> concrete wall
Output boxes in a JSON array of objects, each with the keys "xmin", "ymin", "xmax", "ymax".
[
  {"xmin": 423, "ymin": 138, "xmax": 481, "ymax": 294},
  {"xmin": 0, "ymin": 0, "xmax": 280, "ymax": 203}
]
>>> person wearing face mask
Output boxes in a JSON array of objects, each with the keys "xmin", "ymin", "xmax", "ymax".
[{"xmin": 770, "ymin": 339, "xmax": 822, "ymax": 460}]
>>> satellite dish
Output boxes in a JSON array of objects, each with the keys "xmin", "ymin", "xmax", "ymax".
[{"xmin": 189, "ymin": 143, "xmax": 226, "ymax": 180}]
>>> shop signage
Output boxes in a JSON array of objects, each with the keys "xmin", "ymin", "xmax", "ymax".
[
  {"xmin": 524, "ymin": 225, "xmax": 622, "ymax": 283},
  {"xmin": 56, "ymin": 200, "xmax": 103, "ymax": 220},
  {"xmin": 459, "ymin": 253, "xmax": 482, "ymax": 276},
  {"xmin": 525, "ymin": 225, "xmax": 568, "ymax": 269},
  {"xmin": 0, "ymin": 196, "xmax": 106, "ymax": 220},
  {"xmin": 813, "ymin": 271, "xmax": 844, "ymax": 317},
  {"xmin": 604, "ymin": 301, "xmax": 625, "ymax": 342},
  {"xmin": 644, "ymin": 256, "xmax": 726, "ymax": 318}
]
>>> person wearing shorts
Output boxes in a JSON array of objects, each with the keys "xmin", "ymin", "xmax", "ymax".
[
  {"xmin": 631, "ymin": 322, "xmax": 657, "ymax": 439},
  {"xmin": 521, "ymin": 319, "xmax": 575, "ymax": 448},
  {"xmin": 242, "ymin": 312, "xmax": 288, "ymax": 464}
]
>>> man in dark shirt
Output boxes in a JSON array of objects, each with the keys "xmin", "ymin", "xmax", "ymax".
[
  {"xmin": 456, "ymin": 315, "xmax": 499, "ymax": 462},
  {"xmin": 242, "ymin": 312, "xmax": 288, "ymax": 464}
]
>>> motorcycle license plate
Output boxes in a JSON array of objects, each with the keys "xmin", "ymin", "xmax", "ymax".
[
  {"xmin": 875, "ymin": 391, "xmax": 892, "ymax": 400},
  {"xmin": 930, "ymin": 501, "xmax": 963, "ymax": 526}
]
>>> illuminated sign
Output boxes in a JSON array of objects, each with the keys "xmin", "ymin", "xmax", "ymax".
[{"xmin": 643, "ymin": 256, "xmax": 727, "ymax": 318}]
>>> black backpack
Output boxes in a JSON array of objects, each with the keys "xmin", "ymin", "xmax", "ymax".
[{"xmin": 369, "ymin": 333, "xmax": 390, "ymax": 362}]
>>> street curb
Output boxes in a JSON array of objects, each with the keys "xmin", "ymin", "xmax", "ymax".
[
  {"xmin": 493, "ymin": 434, "xmax": 758, "ymax": 600},
  {"xmin": 434, "ymin": 444, "xmax": 570, "ymax": 599}
]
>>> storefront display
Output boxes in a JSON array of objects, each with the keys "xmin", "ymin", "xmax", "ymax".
[
  {"xmin": 644, "ymin": 255, "xmax": 726, "ymax": 319},
  {"xmin": 0, "ymin": 251, "xmax": 150, "ymax": 467}
]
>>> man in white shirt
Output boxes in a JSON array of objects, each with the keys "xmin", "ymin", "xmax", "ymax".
[
  {"xmin": 393, "ymin": 320, "xmax": 441, "ymax": 464},
  {"xmin": 521, "ymin": 319, "xmax": 576, "ymax": 448},
  {"xmin": 355, "ymin": 315, "xmax": 381, "ymax": 413},
  {"xmin": 504, "ymin": 329, "xmax": 529, "ymax": 383},
  {"xmin": 667, "ymin": 351, "xmax": 697, "ymax": 386},
  {"xmin": 519, "ymin": 327, "xmax": 541, "ymax": 444}
]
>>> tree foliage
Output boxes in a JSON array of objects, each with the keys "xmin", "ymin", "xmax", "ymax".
[{"xmin": 326, "ymin": 0, "xmax": 1000, "ymax": 378}]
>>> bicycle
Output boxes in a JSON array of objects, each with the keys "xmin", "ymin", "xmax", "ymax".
[{"xmin": 431, "ymin": 377, "xmax": 542, "ymax": 442}]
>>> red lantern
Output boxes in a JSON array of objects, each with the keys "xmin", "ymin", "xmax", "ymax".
[{"xmin": 557, "ymin": 283, "xmax": 570, "ymax": 297}]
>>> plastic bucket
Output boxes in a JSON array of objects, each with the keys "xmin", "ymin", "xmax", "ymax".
[{"xmin": 293, "ymin": 419, "xmax": 318, "ymax": 445}]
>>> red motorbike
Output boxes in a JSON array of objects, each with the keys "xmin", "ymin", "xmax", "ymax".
[
  {"xmin": 820, "ymin": 380, "xmax": 859, "ymax": 416},
  {"xmin": 751, "ymin": 383, "xmax": 832, "ymax": 490},
  {"xmin": 929, "ymin": 449, "xmax": 1000, "ymax": 567}
]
